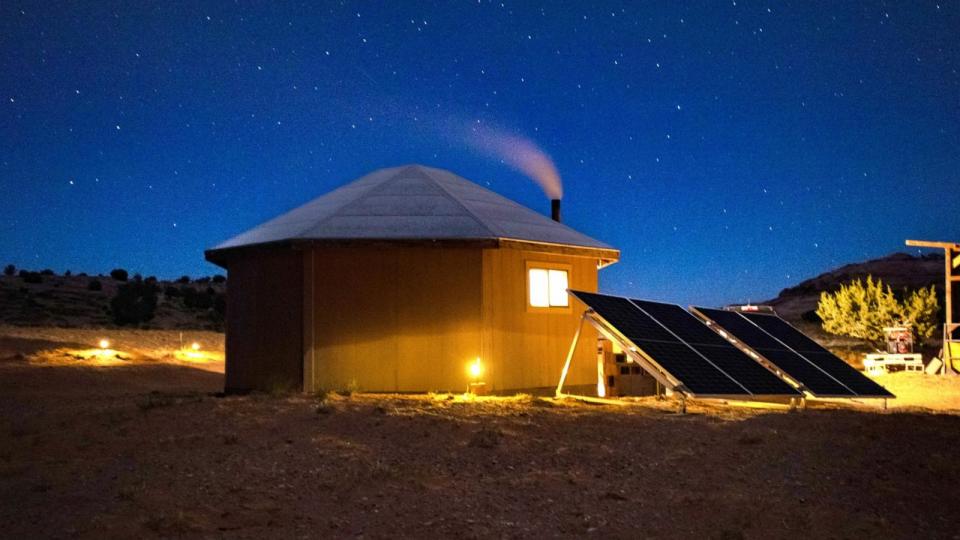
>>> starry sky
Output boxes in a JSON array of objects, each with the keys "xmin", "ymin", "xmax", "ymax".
[{"xmin": 2, "ymin": 1, "xmax": 958, "ymax": 307}]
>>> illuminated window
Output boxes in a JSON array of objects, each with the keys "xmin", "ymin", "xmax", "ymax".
[{"xmin": 528, "ymin": 268, "xmax": 569, "ymax": 308}]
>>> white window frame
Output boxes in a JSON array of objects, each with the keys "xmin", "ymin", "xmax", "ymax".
[{"xmin": 525, "ymin": 261, "xmax": 572, "ymax": 312}]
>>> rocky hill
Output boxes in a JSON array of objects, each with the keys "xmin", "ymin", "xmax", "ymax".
[
  {"xmin": 0, "ymin": 268, "xmax": 226, "ymax": 330},
  {"xmin": 763, "ymin": 252, "xmax": 944, "ymax": 323}
]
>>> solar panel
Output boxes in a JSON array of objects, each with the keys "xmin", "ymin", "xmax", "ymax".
[
  {"xmin": 629, "ymin": 300, "xmax": 799, "ymax": 396},
  {"xmin": 693, "ymin": 307, "xmax": 853, "ymax": 396},
  {"xmin": 631, "ymin": 339, "xmax": 747, "ymax": 396},
  {"xmin": 741, "ymin": 313, "xmax": 892, "ymax": 397},
  {"xmin": 694, "ymin": 307, "xmax": 893, "ymax": 398},
  {"xmin": 570, "ymin": 291, "xmax": 798, "ymax": 398},
  {"xmin": 569, "ymin": 291, "xmax": 675, "ymax": 343}
]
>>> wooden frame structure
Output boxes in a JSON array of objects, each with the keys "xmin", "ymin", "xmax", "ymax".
[{"xmin": 906, "ymin": 239, "xmax": 960, "ymax": 375}]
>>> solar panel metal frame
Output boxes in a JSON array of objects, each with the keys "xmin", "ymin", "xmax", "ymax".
[
  {"xmin": 569, "ymin": 291, "xmax": 800, "ymax": 400},
  {"xmin": 690, "ymin": 307, "xmax": 893, "ymax": 399}
]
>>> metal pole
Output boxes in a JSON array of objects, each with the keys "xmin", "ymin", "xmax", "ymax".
[{"xmin": 555, "ymin": 312, "xmax": 588, "ymax": 398}]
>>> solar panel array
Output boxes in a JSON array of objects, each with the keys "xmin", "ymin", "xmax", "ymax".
[
  {"xmin": 570, "ymin": 291, "xmax": 799, "ymax": 398},
  {"xmin": 693, "ymin": 307, "xmax": 893, "ymax": 398}
]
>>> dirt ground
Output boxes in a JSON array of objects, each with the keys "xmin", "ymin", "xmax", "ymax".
[{"xmin": 2, "ymin": 328, "xmax": 960, "ymax": 539}]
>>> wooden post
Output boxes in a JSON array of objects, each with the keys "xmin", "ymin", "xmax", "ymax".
[{"xmin": 906, "ymin": 240, "xmax": 959, "ymax": 375}]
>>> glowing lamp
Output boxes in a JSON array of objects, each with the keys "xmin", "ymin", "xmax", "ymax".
[
  {"xmin": 469, "ymin": 357, "xmax": 484, "ymax": 380},
  {"xmin": 191, "ymin": 342, "xmax": 201, "ymax": 351},
  {"xmin": 98, "ymin": 339, "xmax": 110, "ymax": 350}
]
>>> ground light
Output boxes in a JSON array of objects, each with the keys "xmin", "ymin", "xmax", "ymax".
[
  {"xmin": 172, "ymin": 339, "xmax": 221, "ymax": 364},
  {"xmin": 98, "ymin": 339, "xmax": 110, "ymax": 350},
  {"xmin": 467, "ymin": 357, "xmax": 488, "ymax": 395}
]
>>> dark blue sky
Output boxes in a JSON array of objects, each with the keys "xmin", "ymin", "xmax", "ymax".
[{"xmin": 2, "ymin": 1, "xmax": 958, "ymax": 306}]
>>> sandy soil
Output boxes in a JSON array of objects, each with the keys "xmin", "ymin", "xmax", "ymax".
[{"xmin": 2, "ymin": 328, "xmax": 960, "ymax": 539}]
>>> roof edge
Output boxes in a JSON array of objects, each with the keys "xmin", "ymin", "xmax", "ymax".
[{"xmin": 205, "ymin": 236, "xmax": 619, "ymax": 268}]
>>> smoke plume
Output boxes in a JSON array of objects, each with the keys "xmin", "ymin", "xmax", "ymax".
[{"xmin": 466, "ymin": 125, "xmax": 563, "ymax": 200}]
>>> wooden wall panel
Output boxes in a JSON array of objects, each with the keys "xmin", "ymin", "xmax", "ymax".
[
  {"xmin": 481, "ymin": 248, "xmax": 599, "ymax": 392},
  {"xmin": 225, "ymin": 250, "xmax": 303, "ymax": 392},
  {"xmin": 306, "ymin": 246, "xmax": 483, "ymax": 393},
  {"xmin": 226, "ymin": 244, "xmax": 605, "ymax": 394}
]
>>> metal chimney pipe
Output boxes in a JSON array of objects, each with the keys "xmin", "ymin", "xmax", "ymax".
[{"xmin": 551, "ymin": 199, "xmax": 561, "ymax": 222}]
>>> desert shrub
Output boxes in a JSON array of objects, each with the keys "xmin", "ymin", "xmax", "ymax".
[
  {"xmin": 163, "ymin": 285, "xmax": 180, "ymax": 297},
  {"xmin": 133, "ymin": 273, "xmax": 143, "ymax": 282},
  {"xmin": 816, "ymin": 276, "xmax": 939, "ymax": 346},
  {"xmin": 3, "ymin": 264, "xmax": 14, "ymax": 276},
  {"xmin": 176, "ymin": 275, "xmax": 190, "ymax": 284},
  {"xmin": 22, "ymin": 271, "xmax": 42, "ymax": 284},
  {"xmin": 181, "ymin": 287, "xmax": 222, "ymax": 311},
  {"xmin": 87, "ymin": 279, "xmax": 103, "ymax": 291},
  {"xmin": 17, "ymin": 269, "xmax": 28, "ymax": 278},
  {"xmin": 64, "ymin": 270, "xmax": 72, "ymax": 276},
  {"xmin": 40, "ymin": 269, "xmax": 54, "ymax": 276},
  {"xmin": 801, "ymin": 310, "xmax": 822, "ymax": 324},
  {"xmin": 110, "ymin": 268, "xmax": 129, "ymax": 281},
  {"xmin": 110, "ymin": 281, "xmax": 158, "ymax": 325},
  {"xmin": 195, "ymin": 276, "xmax": 211, "ymax": 284},
  {"xmin": 211, "ymin": 274, "xmax": 226, "ymax": 284}
]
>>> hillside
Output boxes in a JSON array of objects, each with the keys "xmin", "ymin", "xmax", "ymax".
[
  {"xmin": 0, "ymin": 269, "xmax": 225, "ymax": 330},
  {"xmin": 763, "ymin": 252, "xmax": 944, "ymax": 323}
]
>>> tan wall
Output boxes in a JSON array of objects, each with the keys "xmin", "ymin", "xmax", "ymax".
[
  {"xmin": 225, "ymin": 244, "xmax": 603, "ymax": 394},
  {"xmin": 303, "ymin": 246, "xmax": 483, "ymax": 393},
  {"xmin": 225, "ymin": 250, "xmax": 303, "ymax": 392},
  {"xmin": 480, "ymin": 248, "xmax": 599, "ymax": 392}
]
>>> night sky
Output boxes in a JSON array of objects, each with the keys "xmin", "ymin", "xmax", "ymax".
[{"xmin": 2, "ymin": 2, "xmax": 958, "ymax": 307}]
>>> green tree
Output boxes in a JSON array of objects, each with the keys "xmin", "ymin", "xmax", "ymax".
[
  {"xmin": 902, "ymin": 285, "xmax": 939, "ymax": 340},
  {"xmin": 816, "ymin": 276, "xmax": 939, "ymax": 346}
]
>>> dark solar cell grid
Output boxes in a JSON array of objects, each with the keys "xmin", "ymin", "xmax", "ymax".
[
  {"xmin": 695, "ymin": 308, "xmax": 784, "ymax": 350},
  {"xmin": 743, "ymin": 313, "xmax": 830, "ymax": 354},
  {"xmin": 691, "ymin": 344, "xmax": 799, "ymax": 396},
  {"xmin": 631, "ymin": 300, "xmax": 730, "ymax": 346},
  {"xmin": 570, "ymin": 291, "xmax": 675, "ymax": 343},
  {"xmin": 631, "ymin": 340, "xmax": 746, "ymax": 396}
]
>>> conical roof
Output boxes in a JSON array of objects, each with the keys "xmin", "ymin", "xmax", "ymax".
[{"xmin": 206, "ymin": 164, "xmax": 618, "ymax": 264}]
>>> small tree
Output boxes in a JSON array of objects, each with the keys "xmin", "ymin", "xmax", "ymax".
[
  {"xmin": 87, "ymin": 279, "xmax": 103, "ymax": 291},
  {"xmin": 816, "ymin": 276, "xmax": 939, "ymax": 346},
  {"xmin": 110, "ymin": 268, "xmax": 129, "ymax": 281},
  {"xmin": 3, "ymin": 264, "xmax": 14, "ymax": 276}
]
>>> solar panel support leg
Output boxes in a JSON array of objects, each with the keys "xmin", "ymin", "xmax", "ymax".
[
  {"xmin": 555, "ymin": 312, "xmax": 588, "ymax": 398},
  {"xmin": 678, "ymin": 395, "xmax": 687, "ymax": 414}
]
